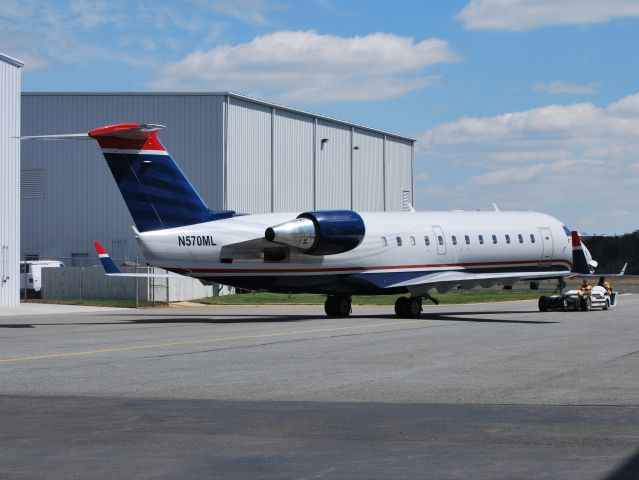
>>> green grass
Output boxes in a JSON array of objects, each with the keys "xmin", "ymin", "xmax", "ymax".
[
  {"xmin": 26, "ymin": 298, "xmax": 159, "ymax": 308},
  {"xmin": 27, "ymin": 289, "xmax": 555, "ymax": 308},
  {"xmin": 195, "ymin": 289, "xmax": 551, "ymax": 306}
]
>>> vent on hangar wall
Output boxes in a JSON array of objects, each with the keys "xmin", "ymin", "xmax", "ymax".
[
  {"xmin": 402, "ymin": 190, "xmax": 412, "ymax": 211},
  {"xmin": 21, "ymin": 169, "xmax": 45, "ymax": 199}
]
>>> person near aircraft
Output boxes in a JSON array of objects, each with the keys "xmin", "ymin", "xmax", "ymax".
[{"xmin": 598, "ymin": 277, "xmax": 612, "ymax": 295}]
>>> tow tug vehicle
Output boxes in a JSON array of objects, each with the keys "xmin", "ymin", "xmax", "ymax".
[{"xmin": 538, "ymin": 285, "xmax": 618, "ymax": 312}]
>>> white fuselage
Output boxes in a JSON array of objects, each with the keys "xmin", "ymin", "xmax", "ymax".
[{"xmin": 134, "ymin": 210, "xmax": 572, "ymax": 295}]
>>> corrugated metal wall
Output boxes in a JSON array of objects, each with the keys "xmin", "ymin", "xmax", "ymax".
[
  {"xmin": 353, "ymin": 129, "xmax": 384, "ymax": 211},
  {"xmin": 21, "ymin": 94, "xmax": 225, "ymax": 261},
  {"xmin": 315, "ymin": 120, "xmax": 352, "ymax": 209},
  {"xmin": 0, "ymin": 56, "xmax": 21, "ymax": 307},
  {"xmin": 21, "ymin": 93, "xmax": 414, "ymax": 264},
  {"xmin": 385, "ymin": 137, "xmax": 414, "ymax": 211},
  {"xmin": 226, "ymin": 97, "xmax": 272, "ymax": 213},
  {"xmin": 273, "ymin": 109, "xmax": 314, "ymax": 212}
]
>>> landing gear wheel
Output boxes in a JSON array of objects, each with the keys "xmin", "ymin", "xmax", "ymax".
[
  {"xmin": 406, "ymin": 297, "xmax": 422, "ymax": 318},
  {"xmin": 604, "ymin": 299, "xmax": 610, "ymax": 310},
  {"xmin": 580, "ymin": 296, "xmax": 592, "ymax": 311},
  {"xmin": 324, "ymin": 295, "xmax": 351, "ymax": 318},
  {"xmin": 394, "ymin": 297, "xmax": 422, "ymax": 318},
  {"xmin": 394, "ymin": 297, "xmax": 408, "ymax": 317}
]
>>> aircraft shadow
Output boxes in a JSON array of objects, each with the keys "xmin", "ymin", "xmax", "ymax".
[
  {"xmin": 604, "ymin": 446, "xmax": 639, "ymax": 480},
  {"xmin": 0, "ymin": 310, "xmax": 557, "ymax": 327}
]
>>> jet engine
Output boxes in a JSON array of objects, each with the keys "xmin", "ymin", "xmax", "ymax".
[{"xmin": 264, "ymin": 210, "xmax": 365, "ymax": 255}]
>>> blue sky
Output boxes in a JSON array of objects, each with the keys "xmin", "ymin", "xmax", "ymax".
[{"xmin": 2, "ymin": 0, "xmax": 639, "ymax": 234}]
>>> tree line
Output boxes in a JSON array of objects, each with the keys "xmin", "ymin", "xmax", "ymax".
[{"xmin": 584, "ymin": 230, "xmax": 638, "ymax": 275}]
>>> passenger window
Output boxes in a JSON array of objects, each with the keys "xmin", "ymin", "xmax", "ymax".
[
  {"xmin": 396, "ymin": 236, "xmax": 402, "ymax": 246},
  {"xmin": 451, "ymin": 235, "xmax": 457, "ymax": 245},
  {"xmin": 437, "ymin": 235, "xmax": 444, "ymax": 246},
  {"xmin": 424, "ymin": 236, "xmax": 430, "ymax": 246},
  {"xmin": 505, "ymin": 234, "xmax": 511, "ymax": 244},
  {"xmin": 530, "ymin": 234, "xmax": 536, "ymax": 243},
  {"xmin": 464, "ymin": 235, "xmax": 470, "ymax": 245},
  {"xmin": 381, "ymin": 237, "xmax": 387, "ymax": 247},
  {"xmin": 410, "ymin": 236, "xmax": 416, "ymax": 246},
  {"xmin": 518, "ymin": 234, "xmax": 523, "ymax": 243},
  {"xmin": 478, "ymin": 235, "xmax": 484, "ymax": 245},
  {"xmin": 492, "ymin": 234, "xmax": 497, "ymax": 244}
]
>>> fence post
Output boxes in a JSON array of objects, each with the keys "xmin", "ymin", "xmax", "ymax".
[
  {"xmin": 23, "ymin": 253, "xmax": 27, "ymax": 303},
  {"xmin": 135, "ymin": 256, "xmax": 139, "ymax": 309},
  {"xmin": 80, "ymin": 266, "xmax": 84, "ymax": 301}
]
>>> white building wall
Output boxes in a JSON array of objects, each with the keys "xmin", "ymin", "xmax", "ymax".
[
  {"xmin": 315, "ymin": 120, "xmax": 351, "ymax": 210},
  {"xmin": 273, "ymin": 109, "xmax": 315, "ymax": 212},
  {"xmin": 352, "ymin": 128, "xmax": 384, "ymax": 211},
  {"xmin": 226, "ymin": 97, "xmax": 272, "ymax": 213},
  {"xmin": 385, "ymin": 137, "xmax": 413, "ymax": 211},
  {"xmin": 0, "ymin": 54, "xmax": 22, "ymax": 307}
]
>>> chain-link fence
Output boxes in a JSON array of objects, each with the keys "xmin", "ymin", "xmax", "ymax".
[{"xmin": 20, "ymin": 255, "xmax": 226, "ymax": 306}]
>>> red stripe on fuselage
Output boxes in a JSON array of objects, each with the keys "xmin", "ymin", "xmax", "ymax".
[{"xmin": 164, "ymin": 258, "xmax": 573, "ymax": 275}]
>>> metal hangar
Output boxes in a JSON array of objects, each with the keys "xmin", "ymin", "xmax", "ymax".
[
  {"xmin": 0, "ymin": 53, "xmax": 23, "ymax": 306},
  {"xmin": 21, "ymin": 93, "xmax": 415, "ymax": 263}
]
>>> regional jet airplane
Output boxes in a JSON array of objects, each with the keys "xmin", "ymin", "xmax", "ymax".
[{"xmin": 24, "ymin": 123, "xmax": 598, "ymax": 318}]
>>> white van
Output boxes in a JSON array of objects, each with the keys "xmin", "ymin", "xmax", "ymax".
[{"xmin": 20, "ymin": 260, "xmax": 65, "ymax": 294}]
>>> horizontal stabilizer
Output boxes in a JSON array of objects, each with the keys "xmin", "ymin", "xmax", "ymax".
[{"xmin": 20, "ymin": 133, "xmax": 90, "ymax": 140}]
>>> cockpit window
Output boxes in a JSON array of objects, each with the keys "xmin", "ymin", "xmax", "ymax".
[{"xmin": 562, "ymin": 226, "xmax": 571, "ymax": 236}]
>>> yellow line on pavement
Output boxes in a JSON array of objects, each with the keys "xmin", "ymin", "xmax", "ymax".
[{"xmin": 0, "ymin": 320, "xmax": 422, "ymax": 363}]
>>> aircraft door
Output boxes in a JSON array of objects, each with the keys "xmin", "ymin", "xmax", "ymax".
[
  {"xmin": 538, "ymin": 227, "xmax": 554, "ymax": 267},
  {"xmin": 432, "ymin": 225, "xmax": 446, "ymax": 255}
]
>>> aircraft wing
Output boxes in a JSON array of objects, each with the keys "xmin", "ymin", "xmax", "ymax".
[{"xmin": 382, "ymin": 270, "xmax": 568, "ymax": 290}]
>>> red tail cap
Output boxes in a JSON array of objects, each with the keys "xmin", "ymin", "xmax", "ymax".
[{"xmin": 88, "ymin": 123, "xmax": 165, "ymax": 151}]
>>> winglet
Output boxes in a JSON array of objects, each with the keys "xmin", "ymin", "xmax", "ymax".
[
  {"xmin": 571, "ymin": 230, "xmax": 581, "ymax": 247},
  {"xmin": 571, "ymin": 231, "xmax": 590, "ymax": 274},
  {"xmin": 620, "ymin": 263, "xmax": 627, "ymax": 276},
  {"xmin": 93, "ymin": 242, "xmax": 121, "ymax": 274}
]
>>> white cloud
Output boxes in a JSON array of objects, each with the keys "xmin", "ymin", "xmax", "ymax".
[
  {"xmin": 151, "ymin": 30, "xmax": 461, "ymax": 103},
  {"xmin": 192, "ymin": 0, "xmax": 282, "ymax": 25},
  {"xmin": 417, "ymin": 93, "xmax": 639, "ymax": 233},
  {"xmin": 457, "ymin": 0, "xmax": 639, "ymax": 31},
  {"xmin": 534, "ymin": 80, "xmax": 599, "ymax": 95},
  {"xmin": 0, "ymin": 1, "xmax": 214, "ymax": 70}
]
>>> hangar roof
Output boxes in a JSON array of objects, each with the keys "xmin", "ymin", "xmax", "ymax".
[
  {"xmin": 22, "ymin": 91, "xmax": 416, "ymax": 143},
  {"xmin": 0, "ymin": 53, "xmax": 24, "ymax": 68}
]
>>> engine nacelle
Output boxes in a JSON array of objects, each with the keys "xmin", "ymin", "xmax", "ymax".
[{"xmin": 265, "ymin": 210, "xmax": 365, "ymax": 255}]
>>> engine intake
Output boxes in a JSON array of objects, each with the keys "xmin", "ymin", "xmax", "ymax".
[{"xmin": 265, "ymin": 210, "xmax": 365, "ymax": 255}]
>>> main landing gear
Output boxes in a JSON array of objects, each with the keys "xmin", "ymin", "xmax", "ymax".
[
  {"xmin": 324, "ymin": 295, "xmax": 352, "ymax": 317},
  {"xmin": 394, "ymin": 296, "xmax": 423, "ymax": 318}
]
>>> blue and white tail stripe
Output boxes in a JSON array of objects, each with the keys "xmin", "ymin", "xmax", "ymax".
[{"xmin": 93, "ymin": 242, "xmax": 120, "ymax": 274}]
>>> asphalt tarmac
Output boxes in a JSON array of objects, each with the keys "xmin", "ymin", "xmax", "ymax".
[{"xmin": 1, "ymin": 296, "xmax": 638, "ymax": 479}]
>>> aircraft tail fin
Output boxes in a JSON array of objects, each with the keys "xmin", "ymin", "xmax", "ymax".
[
  {"xmin": 88, "ymin": 124, "xmax": 234, "ymax": 231},
  {"xmin": 23, "ymin": 123, "xmax": 235, "ymax": 232}
]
